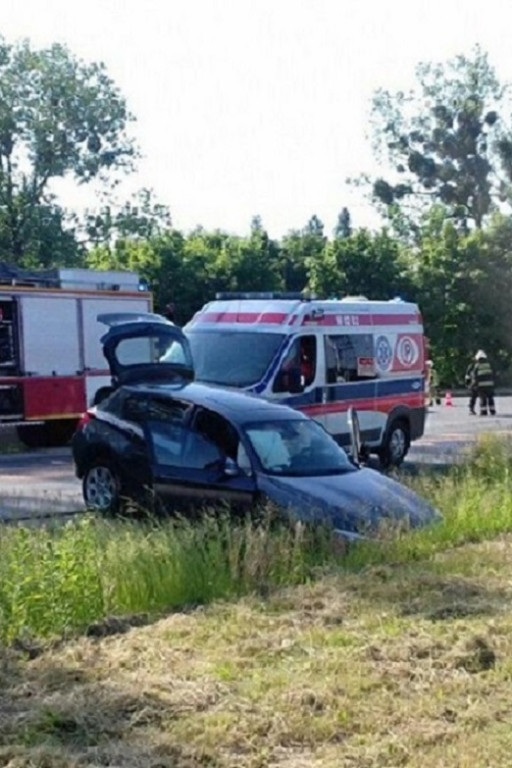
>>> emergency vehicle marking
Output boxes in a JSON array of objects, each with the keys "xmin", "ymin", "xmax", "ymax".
[
  {"xmin": 396, "ymin": 335, "xmax": 420, "ymax": 367},
  {"xmin": 375, "ymin": 335, "xmax": 394, "ymax": 372},
  {"xmin": 191, "ymin": 311, "xmax": 422, "ymax": 327}
]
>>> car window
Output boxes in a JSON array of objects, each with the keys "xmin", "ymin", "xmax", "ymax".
[
  {"xmin": 122, "ymin": 394, "xmax": 148, "ymax": 422},
  {"xmin": 246, "ymin": 429, "xmax": 290, "ymax": 468},
  {"xmin": 244, "ymin": 418, "xmax": 355, "ymax": 476},
  {"xmin": 98, "ymin": 389, "xmax": 125, "ymax": 416},
  {"xmin": 193, "ymin": 408, "xmax": 239, "ymax": 460},
  {"xmin": 147, "ymin": 397, "xmax": 191, "ymax": 423},
  {"xmin": 147, "ymin": 420, "xmax": 222, "ymax": 469}
]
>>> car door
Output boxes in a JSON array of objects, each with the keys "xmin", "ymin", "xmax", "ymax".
[{"xmin": 145, "ymin": 412, "xmax": 257, "ymax": 513}]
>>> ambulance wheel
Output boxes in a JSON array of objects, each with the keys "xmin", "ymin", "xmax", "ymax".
[{"xmin": 378, "ymin": 420, "xmax": 410, "ymax": 469}]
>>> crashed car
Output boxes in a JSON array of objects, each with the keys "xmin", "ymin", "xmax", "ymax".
[{"xmin": 71, "ymin": 313, "xmax": 441, "ymax": 538}]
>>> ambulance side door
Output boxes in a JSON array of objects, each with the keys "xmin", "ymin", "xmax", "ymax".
[{"xmin": 323, "ymin": 329, "xmax": 378, "ymax": 448}]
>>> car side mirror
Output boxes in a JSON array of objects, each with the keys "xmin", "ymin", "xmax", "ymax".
[{"xmin": 223, "ymin": 457, "xmax": 241, "ymax": 477}]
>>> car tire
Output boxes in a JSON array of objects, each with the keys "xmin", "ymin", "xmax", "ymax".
[
  {"xmin": 82, "ymin": 459, "xmax": 122, "ymax": 515},
  {"xmin": 378, "ymin": 419, "xmax": 410, "ymax": 469}
]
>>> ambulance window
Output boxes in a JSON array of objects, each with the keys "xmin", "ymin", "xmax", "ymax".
[
  {"xmin": 273, "ymin": 336, "xmax": 316, "ymax": 392},
  {"xmin": 325, "ymin": 334, "xmax": 375, "ymax": 383}
]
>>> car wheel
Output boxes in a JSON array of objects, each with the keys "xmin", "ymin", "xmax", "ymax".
[
  {"xmin": 378, "ymin": 419, "xmax": 410, "ymax": 469},
  {"xmin": 82, "ymin": 459, "xmax": 121, "ymax": 515}
]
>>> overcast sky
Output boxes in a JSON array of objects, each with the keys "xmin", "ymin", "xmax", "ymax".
[{"xmin": 3, "ymin": 0, "xmax": 512, "ymax": 238}]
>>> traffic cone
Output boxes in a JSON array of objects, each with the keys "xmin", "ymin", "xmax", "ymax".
[{"xmin": 444, "ymin": 391, "xmax": 453, "ymax": 407}]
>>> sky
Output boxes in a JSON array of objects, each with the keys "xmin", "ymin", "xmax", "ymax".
[{"xmin": 3, "ymin": 0, "xmax": 512, "ymax": 239}]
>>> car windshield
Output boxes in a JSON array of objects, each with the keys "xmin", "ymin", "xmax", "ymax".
[
  {"xmin": 186, "ymin": 330, "xmax": 285, "ymax": 386},
  {"xmin": 244, "ymin": 418, "xmax": 356, "ymax": 476}
]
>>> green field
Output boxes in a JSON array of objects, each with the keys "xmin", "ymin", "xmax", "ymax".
[{"xmin": 1, "ymin": 434, "xmax": 512, "ymax": 767}]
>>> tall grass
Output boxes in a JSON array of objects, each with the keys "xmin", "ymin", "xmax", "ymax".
[
  {"xmin": 0, "ymin": 513, "xmax": 333, "ymax": 645},
  {"xmin": 1, "ymin": 433, "xmax": 512, "ymax": 646}
]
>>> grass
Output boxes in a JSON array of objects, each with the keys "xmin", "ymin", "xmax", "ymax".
[{"xmin": 2, "ymin": 433, "xmax": 512, "ymax": 766}]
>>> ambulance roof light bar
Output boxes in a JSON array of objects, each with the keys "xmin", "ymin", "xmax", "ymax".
[{"xmin": 214, "ymin": 291, "xmax": 313, "ymax": 301}]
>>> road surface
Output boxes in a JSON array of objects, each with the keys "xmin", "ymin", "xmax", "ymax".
[{"xmin": 1, "ymin": 395, "xmax": 511, "ymax": 522}]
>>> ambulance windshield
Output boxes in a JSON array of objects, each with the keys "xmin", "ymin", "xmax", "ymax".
[{"xmin": 187, "ymin": 330, "xmax": 285, "ymax": 386}]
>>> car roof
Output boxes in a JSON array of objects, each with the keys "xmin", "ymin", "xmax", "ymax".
[{"xmin": 121, "ymin": 381, "xmax": 304, "ymax": 424}]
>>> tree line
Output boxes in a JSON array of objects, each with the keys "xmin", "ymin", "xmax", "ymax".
[{"xmin": 0, "ymin": 37, "xmax": 511, "ymax": 386}]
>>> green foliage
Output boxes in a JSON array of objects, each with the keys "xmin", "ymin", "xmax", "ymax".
[
  {"xmin": 84, "ymin": 188, "xmax": 172, "ymax": 248},
  {"xmin": 370, "ymin": 46, "xmax": 512, "ymax": 229},
  {"xmin": 0, "ymin": 36, "xmax": 137, "ymax": 263},
  {"xmin": 333, "ymin": 206, "xmax": 352, "ymax": 238},
  {"xmin": 280, "ymin": 215, "xmax": 326, "ymax": 293},
  {"xmin": 0, "ymin": 513, "xmax": 334, "ymax": 644},
  {"xmin": 309, "ymin": 228, "xmax": 410, "ymax": 300},
  {"xmin": 409, "ymin": 210, "xmax": 512, "ymax": 384}
]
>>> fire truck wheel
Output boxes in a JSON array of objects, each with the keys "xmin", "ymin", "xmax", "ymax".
[
  {"xmin": 378, "ymin": 419, "xmax": 410, "ymax": 469},
  {"xmin": 82, "ymin": 460, "xmax": 121, "ymax": 515},
  {"xmin": 16, "ymin": 420, "xmax": 77, "ymax": 449},
  {"xmin": 16, "ymin": 424, "xmax": 48, "ymax": 449}
]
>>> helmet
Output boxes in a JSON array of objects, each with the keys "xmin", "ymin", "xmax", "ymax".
[
  {"xmin": 475, "ymin": 350, "xmax": 487, "ymax": 360},
  {"xmin": 426, "ymin": 359, "xmax": 433, "ymax": 367}
]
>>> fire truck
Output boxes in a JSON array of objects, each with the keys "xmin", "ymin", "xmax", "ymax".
[{"xmin": 0, "ymin": 264, "xmax": 152, "ymax": 447}]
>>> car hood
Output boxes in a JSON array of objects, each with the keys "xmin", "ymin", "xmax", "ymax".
[{"xmin": 257, "ymin": 467, "xmax": 441, "ymax": 536}]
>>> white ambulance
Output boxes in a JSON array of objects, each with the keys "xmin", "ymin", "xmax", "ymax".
[{"xmin": 184, "ymin": 293, "xmax": 428, "ymax": 466}]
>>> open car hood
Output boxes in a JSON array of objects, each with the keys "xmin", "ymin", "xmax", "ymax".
[{"xmin": 98, "ymin": 312, "xmax": 194, "ymax": 386}]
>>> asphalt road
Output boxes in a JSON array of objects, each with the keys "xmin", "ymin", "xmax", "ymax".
[{"xmin": 1, "ymin": 394, "xmax": 510, "ymax": 522}]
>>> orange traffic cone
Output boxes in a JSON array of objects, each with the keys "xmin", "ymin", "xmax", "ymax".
[{"xmin": 444, "ymin": 391, "xmax": 453, "ymax": 407}]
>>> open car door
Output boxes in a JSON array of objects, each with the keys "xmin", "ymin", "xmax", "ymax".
[{"xmin": 98, "ymin": 312, "xmax": 194, "ymax": 387}]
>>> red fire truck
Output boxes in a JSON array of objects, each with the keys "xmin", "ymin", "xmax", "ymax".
[{"xmin": 0, "ymin": 265, "xmax": 152, "ymax": 447}]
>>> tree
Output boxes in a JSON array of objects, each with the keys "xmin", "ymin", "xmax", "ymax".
[
  {"xmin": 333, "ymin": 207, "xmax": 352, "ymax": 238},
  {"xmin": 309, "ymin": 228, "xmax": 409, "ymax": 300},
  {"xmin": 370, "ymin": 46, "xmax": 512, "ymax": 230},
  {"xmin": 84, "ymin": 188, "xmax": 172, "ymax": 249},
  {"xmin": 280, "ymin": 216, "xmax": 326, "ymax": 293},
  {"xmin": 406, "ymin": 211, "xmax": 512, "ymax": 385},
  {"xmin": 0, "ymin": 37, "xmax": 137, "ymax": 263}
]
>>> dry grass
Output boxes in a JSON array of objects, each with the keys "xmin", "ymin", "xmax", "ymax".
[{"xmin": 2, "ymin": 535, "xmax": 512, "ymax": 767}]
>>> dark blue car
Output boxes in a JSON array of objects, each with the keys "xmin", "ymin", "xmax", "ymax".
[{"xmin": 71, "ymin": 313, "xmax": 440, "ymax": 538}]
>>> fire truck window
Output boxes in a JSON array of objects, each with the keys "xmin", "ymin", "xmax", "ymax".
[
  {"xmin": 325, "ymin": 334, "xmax": 376, "ymax": 383},
  {"xmin": 0, "ymin": 324, "xmax": 14, "ymax": 366}
]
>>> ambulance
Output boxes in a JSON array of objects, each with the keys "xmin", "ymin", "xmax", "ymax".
[{"xmin": 184, "ymin": 293, "xmax": 428, "ymax": 466}]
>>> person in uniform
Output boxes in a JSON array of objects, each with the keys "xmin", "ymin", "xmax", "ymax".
[{"xmin": 472, "ymin": 350, "xmax": 496, "ymax": 416}]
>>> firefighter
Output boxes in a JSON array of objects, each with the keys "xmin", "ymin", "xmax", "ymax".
[
  {"xmin": 472, "ymin": 350, "xmax": 496, "ymax": 416},
  {"xmin": 426, "ymin": 360, "xmax": 441, "ymax": 406},
  {"xmin": 464, "ymin": 359, "xmax": 478, "ymax": 415}
]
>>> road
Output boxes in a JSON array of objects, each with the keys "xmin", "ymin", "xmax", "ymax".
[{"xmin": 1, "ymin": 395, "xmax": 511, "ymax": 522}]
